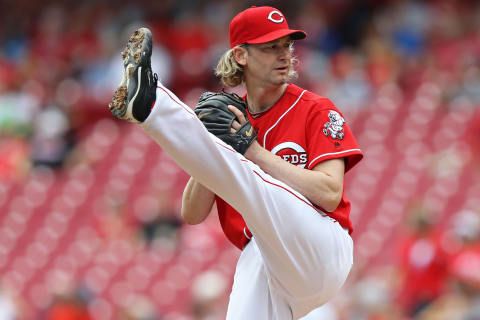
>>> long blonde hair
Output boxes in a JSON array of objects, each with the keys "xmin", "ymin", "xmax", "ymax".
[{"xmin": 215, "ymin": 44, "xmax": 299, "ymax": 87}]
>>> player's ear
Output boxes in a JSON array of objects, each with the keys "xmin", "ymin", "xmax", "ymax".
[{"xmin": 232, "ymin": 45, "xmax": 248, "ymax": 66}]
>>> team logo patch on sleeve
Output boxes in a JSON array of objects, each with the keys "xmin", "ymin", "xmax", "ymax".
[{"xmin": 323, "ymin": 110, "xmax": 345, "ymax": 140}]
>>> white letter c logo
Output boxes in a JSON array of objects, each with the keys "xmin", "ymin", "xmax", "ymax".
[{"xmin": 268, "ymin": 10, "xmax": 284, "ymax": 24}]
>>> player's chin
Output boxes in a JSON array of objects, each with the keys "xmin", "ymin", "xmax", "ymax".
[
  {"xmin": 276, "ymin": 76, "xmax": 289, "ymax": 85},
  {"xmin": 269, "ymin": 78, "xmax": 287, "ymax": 86},
  {"xmin": 270, "ymin": 73, "xmax": 288, "ymax": 85}
]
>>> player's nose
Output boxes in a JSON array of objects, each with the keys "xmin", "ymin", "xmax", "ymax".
[{"xmin": 278, "ymin": 45, "xmax": 291, "ymax": 60}]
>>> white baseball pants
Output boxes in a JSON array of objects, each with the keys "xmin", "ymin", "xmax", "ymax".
[{"xmin": 141, "ymin": 85, "xmax": 354, "ymax": 319}]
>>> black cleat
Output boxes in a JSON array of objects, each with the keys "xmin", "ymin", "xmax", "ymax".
[{"xmin": 109, "ymin": 27, "xmax": 158, "ymax": 123}]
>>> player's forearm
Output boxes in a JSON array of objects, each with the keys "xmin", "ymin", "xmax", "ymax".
[
  {"xmin": 181, "ymin": 177, "xmax": 216, "ymax": 224},
  {"xmin": 245, "ymin": 142, "xmax": 343, "ymax": 212}
]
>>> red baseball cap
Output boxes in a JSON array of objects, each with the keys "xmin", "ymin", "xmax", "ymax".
[{"xmin": 229, "ymin": 6, "xmax": 307, "ymax": 48}]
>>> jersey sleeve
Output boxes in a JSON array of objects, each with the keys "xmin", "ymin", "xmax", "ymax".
[{"xmin": 306, "ymin": 99, "xmax": 363, "ymax": 172}]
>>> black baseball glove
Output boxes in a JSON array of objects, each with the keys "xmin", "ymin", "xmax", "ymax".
[{"xmin": 194, "ymin": 91, "xmax": 257, "ymax": 155}]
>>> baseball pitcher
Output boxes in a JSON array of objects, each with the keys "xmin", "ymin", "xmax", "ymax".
[{"xmin": 109, "ymin": 6, "xmax": 363, "ymax": 320}]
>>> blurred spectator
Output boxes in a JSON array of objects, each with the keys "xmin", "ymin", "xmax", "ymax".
[
  {"xmin": 190, "ymin": 270, "xmax": 228, "ymax": 320},
  {"xmin": 140, "ymin": 214, "xmax": 182, "ymax": 249},
  {"xmin": 44, "ymin": 292, "xmax": 92, "ymax": 320},
  {"xmin": 31, "ymin": 105, "xmax": 75, "ymax": 169},
  {"xmin": 0, "ymin": 136, "xmax": 30, "ymax": 182},
  {"xmin": 408, "ymin": 209, "xmax": 480, "ymax": 320},
  {"xmin": 118, "ymin": 295, "xmax": 160, "ymax": 320},
  {"xmin": 417, "ymin": 239, "xmax": 480, "ymax": 320},
  {"xmin": 94, "ymin": 193, "xmax": 136, "ymax": 241},
  {"xmin": 450, "ymin": 209, "xmax": 480, "ymax": 246},
  {"xmin": 133, "ymin": 191, "xmax": 183, "ymax": 249},
  {"xmin": 395, "ymin": 206, "xmax": 449, "ymax": 317},
  {"xmin": 363, "ymin": 32, "xmax": 399, "ymax": 91},
  {"xmin": 321, "ymin": 50, "xmax": 372, "ymax": 110},
  {"xmin": 0, "ymin": 85, "xmax": 40, "ymax": 135},
  {"xmin": 447, "ymin": 209, "xmax": 480, "ymax": 291},
  {"xmin": 345, "ymin": 267, "xmax": 402, "ymax": 320}
]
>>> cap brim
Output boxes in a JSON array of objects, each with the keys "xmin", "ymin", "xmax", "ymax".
[{"xmin": 246, "ymin": 29, "xmax": 307, "ymax": 45}]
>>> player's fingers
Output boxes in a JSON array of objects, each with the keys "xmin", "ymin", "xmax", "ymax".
[
  {"xmin": 228, "ymin": 105, "xmax": 247, "ymax": 124},
  {"xmin": 232, "ymin": 120, "xmax": 241, "ymax": 130}
]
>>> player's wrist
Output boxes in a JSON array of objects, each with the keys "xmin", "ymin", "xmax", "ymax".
[{"xmin": 244, "ymin": 140, "xmax": 262, "ymax": 160}]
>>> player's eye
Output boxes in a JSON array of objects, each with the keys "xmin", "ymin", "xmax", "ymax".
[{"xmin": 259, "ymin": 44, "xmax": 275, "ymax": 52}]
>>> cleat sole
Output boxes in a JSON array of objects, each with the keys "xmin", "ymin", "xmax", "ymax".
[
  {"xmin": 108, "ymin": 27, "xmax": 153, "ymax": 123},
  {"xmin": 109, "ymin": 85, "xmax": 128, "ymax": 118}
]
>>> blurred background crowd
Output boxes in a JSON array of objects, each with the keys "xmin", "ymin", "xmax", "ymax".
[{"xmin": 0, "ymin": 0, "xmax": 479, "ymax": 319}]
